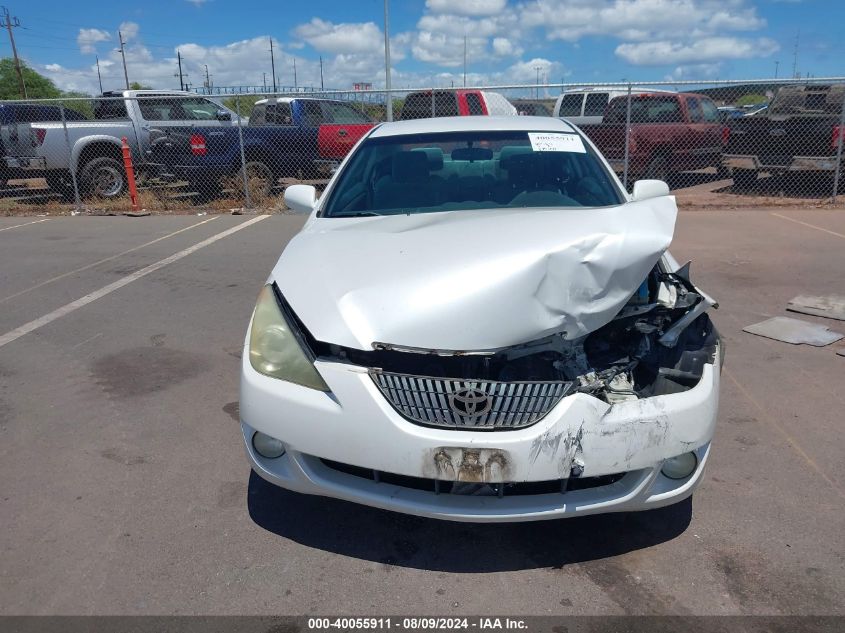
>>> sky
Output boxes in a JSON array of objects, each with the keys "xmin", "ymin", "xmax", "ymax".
[{"xmin": 4, "ymin": 0, "xmax": 843, "ymax": 96}]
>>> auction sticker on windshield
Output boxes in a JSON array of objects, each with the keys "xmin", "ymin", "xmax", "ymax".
[{"xmin": 528, "ymin": 132, "xmax": 586, "ymax": 153}]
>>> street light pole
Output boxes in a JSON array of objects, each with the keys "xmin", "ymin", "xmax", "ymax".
[
  {"xmin": 269, "ymin": 38, "xmax": 277, "ymax": 93},
  {"xmin": 118, "ymin": 30, "xmax": 129, "ymax": 89},
  {"xmin": 96, "ymin": 55, "xmax": 104, "ymax": 94},
  {"xmin": 383, "ymin": 0, "xmax": 393, "ymax": 121}
]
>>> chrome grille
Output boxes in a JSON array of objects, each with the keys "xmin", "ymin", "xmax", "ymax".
[{"xmin": 369, "ymin": 370, "xmax": 573, "ymax": 429}]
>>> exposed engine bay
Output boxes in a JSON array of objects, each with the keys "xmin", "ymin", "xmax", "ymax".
[{"xmin": 285, "ymin": 260, "xmax": 720, "ymax": 406}]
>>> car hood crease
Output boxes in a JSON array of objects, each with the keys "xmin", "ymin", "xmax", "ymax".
[{"xmin": 274, "ymin": 199, "xmax": 678, "ymax": 351}]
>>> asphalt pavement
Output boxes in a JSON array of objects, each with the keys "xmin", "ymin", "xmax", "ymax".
[{"xmin": 0, "ymin": 209, "xmax": 843, "ymax": 615}]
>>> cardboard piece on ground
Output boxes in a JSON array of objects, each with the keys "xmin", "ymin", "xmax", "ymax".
[
  {"xmin": 743, "ymin": 316, "xmax": 844, "ymax": 347},
  {"xmin": 786, "ymin": 295, "xmax": 845, "ymax": 321}
]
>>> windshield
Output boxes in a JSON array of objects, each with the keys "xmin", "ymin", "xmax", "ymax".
[{"xmin": 321, "ymin": 131, "xmax": 623, "ymax": 217}]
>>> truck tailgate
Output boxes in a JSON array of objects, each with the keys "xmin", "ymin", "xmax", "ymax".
[
  {"xmin": 728, "ymin": 115, "xmax": 838, "ymax": 162},
  {"xmin": 318, "ymin": 124, "xmax": 374, "ymax": 159},
  {"xmin": 579, "ymin": 124, "xmax": 627, "ymax": 159}
]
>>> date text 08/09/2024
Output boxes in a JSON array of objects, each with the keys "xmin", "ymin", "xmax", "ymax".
[{"xmin": 307, "ymin": 617, "xmax": 529, "ymax": 630}]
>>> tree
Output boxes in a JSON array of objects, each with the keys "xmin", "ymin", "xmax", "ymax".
[
  {"xmin": 0, "ymin": 58, "xmax": 61, "ymax": 99},
  {"xmin": 736, "ymin": 93, "xmax": 768, "ymax": 107},
  {"xmin": 129, "ymin": 81, "xmax": 152, "ymax": 90}
]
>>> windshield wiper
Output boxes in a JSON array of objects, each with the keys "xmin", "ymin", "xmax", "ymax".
[{"xmin": 333, "ymin": 211, "xmax": 382, "ymax": 218}]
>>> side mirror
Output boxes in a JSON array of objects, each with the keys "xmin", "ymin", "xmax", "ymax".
[
  {"xmin": 284, "ymin": 184, "xmax": 317, "ymax": 213},
  {"xmin": 631, "ymin": 179, "xmax": 670, "ymax": 202},
  {"xmin": 216, "ymin": 109, "xmax": 232, "ymax": 122}
]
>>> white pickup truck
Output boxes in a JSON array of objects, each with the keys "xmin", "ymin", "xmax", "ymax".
[{"xmin": 2, "ymin": 90, "xmax": 239, "ymax": 199}]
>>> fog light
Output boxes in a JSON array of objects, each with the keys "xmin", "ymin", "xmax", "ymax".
[
  {"xmin": 252, "ymin": 431, "xmax": 285, "ymax": 459},
  {"xmin": 661, "ymin": 452, "xmax": 698, "ymax": 480}
]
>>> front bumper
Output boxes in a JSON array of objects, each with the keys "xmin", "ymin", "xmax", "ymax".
[
  {"xmin": 723, "ymin": 154, "xmax": 839, "ymax": 172},
  {"xmin": 240, "ymin": 349, "xmax": 720, "ymax": 523}
]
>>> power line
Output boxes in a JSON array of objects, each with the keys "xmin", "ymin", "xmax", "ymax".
[{"xmin": 1, "ymin": 6, "xmax": 26, "ymax": 98}]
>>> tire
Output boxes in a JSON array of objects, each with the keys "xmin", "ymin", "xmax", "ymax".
[
  {"xmin": 241, "ymin": 160, "xmax": 275, "ymax": 199},
  {"xmin": 645, "ymin": 154, "xmax": 670, "ymax": 182},
  {"xmin": 732, "ymin": 169, "xmax": 758, "ymax": 189},
  {"xmin": 45, "ymin": 171, "xmax": 77, "ymax": 202},
  {"xmin": 80, "ymin": 156, "xmax": 127, "ymax": 199}
]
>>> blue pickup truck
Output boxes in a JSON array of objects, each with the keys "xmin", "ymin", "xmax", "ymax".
[{"xmin": 150, "ymin": 97, "xmax": 374, "ymax": 197}]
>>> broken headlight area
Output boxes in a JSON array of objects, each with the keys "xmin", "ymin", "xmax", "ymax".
[
  {"xmin": 580, "ymin": 262, "xmax": 720, "ymax": 403},
  {"xmin": 280, "ymin": 263, "xmax": 719, "ymax": 409}
]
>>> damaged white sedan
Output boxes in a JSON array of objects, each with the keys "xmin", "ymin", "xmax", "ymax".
[{"xmin": 240, "ymin": 116, "xmax": 721, "ymax": 522}]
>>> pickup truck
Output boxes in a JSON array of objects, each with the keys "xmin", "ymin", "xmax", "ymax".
[
  {"xmin": 579, "ymin": 92, "xmax": 728, "ymax": 182},
  {"xmin": 723, "ymin": 84, "xmax": 845, "ymax": 188},
  {"xmin": 2, "ymin": 90, "xmax": 239, "ymax": 199},
  {"xmin": 399, "ymin": 89, "xmax": 517, "ymax": 119},
  {"xmin": 149, "ymin": 97, "xmax": 374, "ymax": 197},
  {"xmin": 0, "ymin": 103, "xmax": 86, "ymax": 186}
]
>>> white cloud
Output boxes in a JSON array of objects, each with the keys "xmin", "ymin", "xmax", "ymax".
[
  {"xmin": 425, "ymin": 0, "xmax": 507, "ymax": 16},
  {"xmin": 119, "ymin": 21, "xmax": 140, "ymax": 42},
  {"xmin": 616, "ymin": 36, "xmax": 779, "ymax": 65},
  {"xmin": 294, "ymin": 18, "xmax": 384, "ymax": 55},
  {"xmin": 492, "ymin": 37, "xmax": 522, "ymax": 57},
  {"xmin": 77, "ymin": 28, "xmax": 111, "ymax": 54}
]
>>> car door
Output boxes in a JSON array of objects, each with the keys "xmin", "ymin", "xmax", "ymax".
[
  {"xmin": 136, "ymin": 94, "xmax": 233, "ymax": 148},
  {"xmin": 684, "ymin": 96, "xmax": 708, "ymax": 170}
]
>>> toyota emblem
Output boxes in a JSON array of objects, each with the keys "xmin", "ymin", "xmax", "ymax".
[{"xmin": 448, "ymin": 386, "xmax": 493, "ymax": 419}]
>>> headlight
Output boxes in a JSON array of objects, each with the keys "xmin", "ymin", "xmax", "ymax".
[{"xmin": 248, "ymin": 285, "xmax": 329, "ymax": 391}]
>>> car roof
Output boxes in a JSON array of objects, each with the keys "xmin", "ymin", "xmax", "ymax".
[{"xmin": 370, "ymin": 116, "xmax": 576, "ymax": 137}]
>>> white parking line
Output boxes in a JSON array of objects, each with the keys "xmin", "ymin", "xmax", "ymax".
[
  {"xmin": 0, "ymin": 215, "xmax": 268, "ymax": 349},
  {"xmin": 770, "ymin": 212, "xmax": 845, "ymax": 239},
  {"xmin": 0, "ymin": 216, "xmax": 218, "ymax": 304},
  {"xmin": 0, "ymin": 218, "xmax": 50, "ymax": 233}
]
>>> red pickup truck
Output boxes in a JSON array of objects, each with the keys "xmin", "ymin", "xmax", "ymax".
[{"xmin": 579, "ymin": 93, "xmax": 729, "ymax": 181}]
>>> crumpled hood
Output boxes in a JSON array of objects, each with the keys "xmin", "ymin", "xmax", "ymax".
[{"xmin": 273, "ymin": 199, "xmax": 677, "ymax": 351}]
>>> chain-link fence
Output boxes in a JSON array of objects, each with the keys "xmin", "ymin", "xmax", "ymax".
[{"xmin": 1, "ymin": 77, "xmax": 843, "ymax": 214}]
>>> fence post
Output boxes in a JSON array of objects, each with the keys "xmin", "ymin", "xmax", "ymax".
[
  {"xmin": 235, "ymin": 97, "xmax": 252, "ymax": 209},
  {"xmin": 59, "ymin": 105, "xmax": 83, "ymax": 209},
  {"xmin": 431, "ymin": 89, "xmax": 435, "ymax": 117},
  {"xmin": 832, "ymin": 84, "xmax": 845, "ymax": 202},
  {"xmin": 623, "ymin": 83, "xmax": 632, "ymax": 191}
]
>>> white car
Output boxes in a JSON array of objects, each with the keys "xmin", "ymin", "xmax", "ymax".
[{"xmin": 241, "ymin": 116, "xmax": 721, "ymax": 522}]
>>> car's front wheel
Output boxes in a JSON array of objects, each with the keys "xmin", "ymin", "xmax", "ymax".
[{"xmin": 80, "ymin": 157, "xmax": 127, "ymax": 199}]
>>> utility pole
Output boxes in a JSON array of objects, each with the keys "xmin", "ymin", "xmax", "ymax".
[
  {"xmin": 383, "ymin": 0, "xmax": 393, "ymax": 121},
  {"xmin": 175, "ymin": 50, "xmax": 185, "ymax": 91},
  {"xmin": 1, "ymin": 7, "xmax": 26, "ymax": 98},
  {"xmin": 117, "ymin": 30, "xmax": 129, "ymax": 89},
  {"xmin": 463, "ymin": 35, "xmax": 467, "ymax": 87},
  {"xmin": 792, "ymin": 30, "xmax": 800, "ymax": 79},
  {"xmin": 293, "ymin": 57, "xmax": 297, "ymax": 90},
  {"xmin": 269, "ymin": 38, "xmax": 277, "ymax": 92},
  {"xmin": 204, "ymin": 64, "xmax": 211, "ymax": 93},
  {"xmin": 319, "ymin": 56, "xmax": 324, "ymax": 91},
  {"xmin": 534, "ymin": 65, "xmax": 542, "ymax": 99},
  {"xmin": 95, "ymin": 55, "xmax": 104, "ymax": 94},
  {"xmin": 774, "ymin": 60, "xmax": 779, "ymax": 79},
  {"xmin": 262, "ymin": 72, "xmax": 267, "ymax": 91}
]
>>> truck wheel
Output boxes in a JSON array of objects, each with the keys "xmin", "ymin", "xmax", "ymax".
[
  {"xmin": 80, "ymin": 157, "xmax": 127, "ymax": 199},
  {"xmin": 645, "ymin": 155, "xmax": 670, "ymax": 182},
  {"xmin": 243, "ymin": 161, "xmax": 274, "ymax": 198},
  {"xmin": 45, "ymin": 171, "xmax": 77, "ymax": 202},
  {"xmin": 733, "ymin": 169, "xmax": 758, "ymax": 189}
]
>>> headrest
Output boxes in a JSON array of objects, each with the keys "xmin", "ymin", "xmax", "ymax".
[
  {"xmin": 392, "ymin": 151, "xmax": 430, "ymax": 183},
  {"xmin": 411, "ymin": 147, "xmax": 444, "ymax": 171},
  {"xmin": 498, "ymin": 146, "xmax": 534, "ymax": 169}
]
